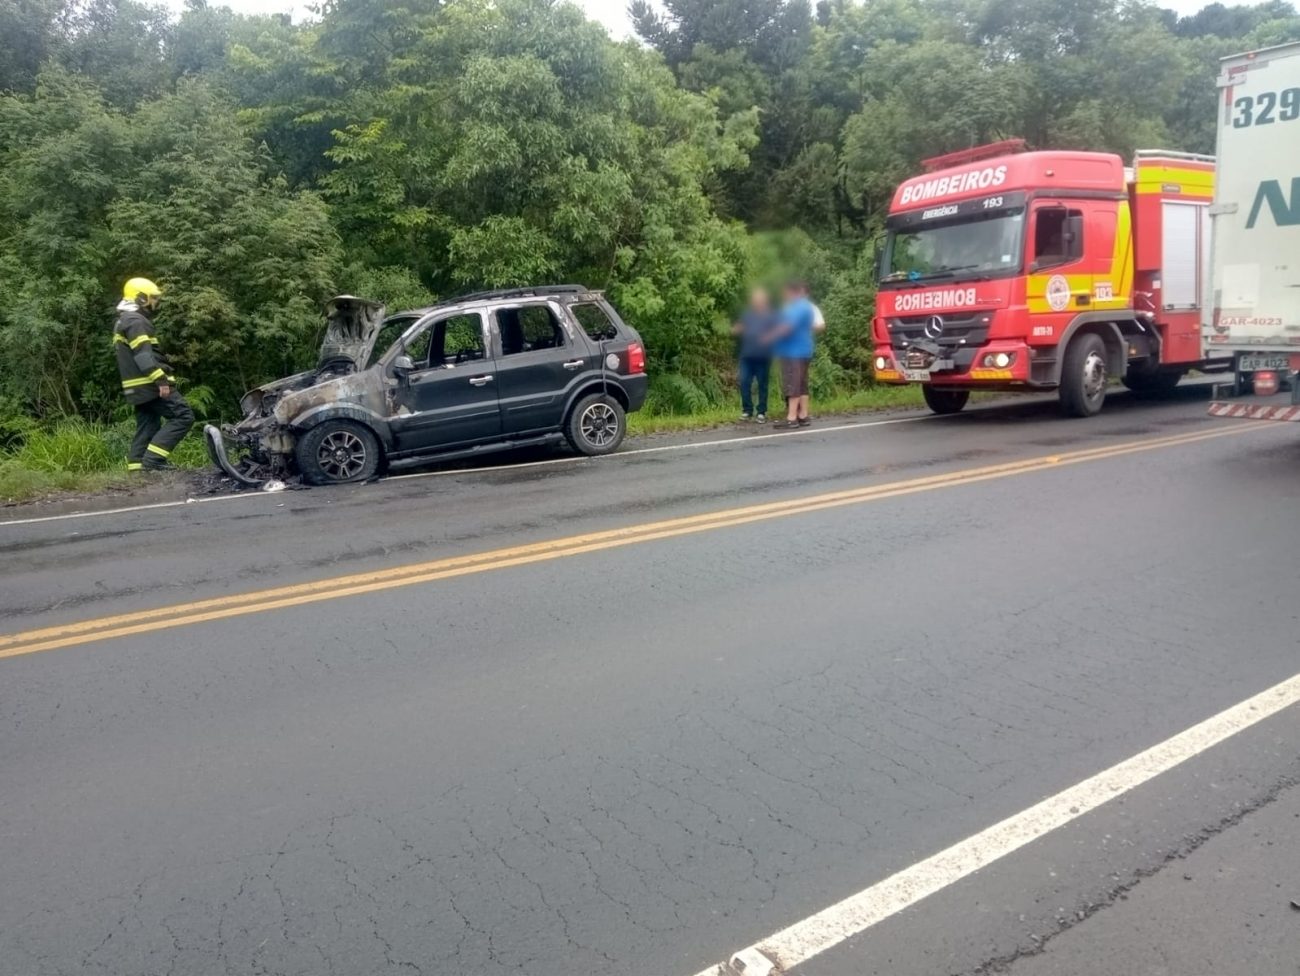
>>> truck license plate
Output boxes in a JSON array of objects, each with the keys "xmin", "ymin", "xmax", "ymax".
[
  {"xmin": 902, "ymin": 369, "xmax": 930, "ymax": 382},
  {"xmin": 1239, "ymin": 354, "xmax": 1298, "ymax": 372}
]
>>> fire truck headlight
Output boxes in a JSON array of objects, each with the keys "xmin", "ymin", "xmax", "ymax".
[
  {"xmin": 993, "ymin": 352, "xmax": 1012, "ymax": 369},
  {"xmin": 981, "ymin": 352, "xmax": 1016, "ymax": 369},
  {"xmin": 874, "ymin": 355, "xmax": 889, "ymax": 371}
]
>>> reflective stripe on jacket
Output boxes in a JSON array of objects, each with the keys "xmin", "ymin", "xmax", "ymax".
[{"xmin": 114, "ymin": 306, "xmax": 175, "ymax": 404}]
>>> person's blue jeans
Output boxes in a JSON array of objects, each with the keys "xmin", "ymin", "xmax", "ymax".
[{"xmin": 739, "ymin": 356, "xmax": 771, "ymax": 416}]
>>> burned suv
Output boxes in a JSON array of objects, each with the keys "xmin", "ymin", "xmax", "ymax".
[{"xmin": 205, "ymin": 285, "xmax": 647, "ymax": 485}]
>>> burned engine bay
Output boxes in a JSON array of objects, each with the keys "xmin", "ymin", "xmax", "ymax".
[{"xmin": 204, "ymin": 296, "xmax": 392, "ymax": 485}]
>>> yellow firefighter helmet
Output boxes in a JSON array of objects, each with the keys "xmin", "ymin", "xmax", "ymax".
[{"xmin": 123, "ymin": 277, "xmax": 163, "ymax": 311}]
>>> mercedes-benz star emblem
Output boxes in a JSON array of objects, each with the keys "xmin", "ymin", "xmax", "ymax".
[{"xmin": 924, "ymin": 315, "xmax": 944, "ymax": 339}]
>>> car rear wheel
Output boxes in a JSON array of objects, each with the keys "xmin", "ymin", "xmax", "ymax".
[
  {"xmin": 295, "ymin": 420, "xmax": 381, "ymax": 485},
  {"xmin": 921, "ymin": 386, "xmax": 970, "ymax": 415},
  {"xmin": 566, "ymin": 394, "xmax": 626, "ymax": 456}
]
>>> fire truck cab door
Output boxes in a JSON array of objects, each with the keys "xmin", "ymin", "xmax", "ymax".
[{"xmin": 1027, "ymin": 204, "xmax": 1092, "ymax": 336}]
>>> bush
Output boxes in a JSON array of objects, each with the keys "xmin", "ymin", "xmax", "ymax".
[
  {"xmin": 0, "ymin": 416, "xmax": 209, "ymax": 502},
  {"xmin": 12, "ymin": 419, "xmax": 127, "ymax": 474}
]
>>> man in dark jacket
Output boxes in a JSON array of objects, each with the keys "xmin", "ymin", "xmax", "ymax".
[
  {"xmin": 732, "ymin": 286, "xmax": 774, "ymax": 422},
  {"xmin": 114, "ymin": 277, "xmax": 194, "ymax": 471}
]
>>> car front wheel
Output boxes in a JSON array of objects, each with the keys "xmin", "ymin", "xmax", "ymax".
[
  {"xmin": 295, "ymin": 420, "xmax": 381, "ymax": 484},
  {"xmin": 566, "ymin": 394, "xmax": 626, "ymax": 456}
]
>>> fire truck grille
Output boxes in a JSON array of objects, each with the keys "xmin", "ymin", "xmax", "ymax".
[{"xmin": 888, "ymin": 313, "xmax": 990, "ymax": 349}]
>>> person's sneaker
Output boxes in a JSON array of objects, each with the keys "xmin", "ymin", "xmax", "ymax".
[
  {"xmin": 142, "ymin": 458, "xmax": 176, "ymax": 472},
  {"xmin": 755, "ymin": 413, "xmax": 767, "ymax": 424},
  {"xmin": 739, "ymin": 413, "xmax": 752, "ymax": 422},
  {"xmin": 797, "ymin": 417, "xmax": 812, "ymax": 427},
  {"xmin": 773, "ymin": 419, "xmax": 799, "ymax": 429}
]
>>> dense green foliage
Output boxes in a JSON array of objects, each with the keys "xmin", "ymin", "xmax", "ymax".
[{"xmin": 1, "ymin": 0, "xmax": 1298, "ymax": 430}]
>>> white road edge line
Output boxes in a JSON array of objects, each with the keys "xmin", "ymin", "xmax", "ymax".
[
  {"xmin": 0, "ymin": 413, "xmax": 932, "ymax": 528},
  {"xmin": 0, "ymin": 491, "xmax": 268, "ymax": 528},
  {"xmin": 693, "ymin": 670, "xmax": 1300, "ymax": 976}
]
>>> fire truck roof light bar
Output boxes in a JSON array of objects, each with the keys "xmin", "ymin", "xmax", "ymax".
[{"xmin": 921, "ymin": 139, "xmax": 1027, "ymax": 172}]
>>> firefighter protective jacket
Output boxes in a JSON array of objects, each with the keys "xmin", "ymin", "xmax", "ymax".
[{"xmin": 113, "ymin": 302, "xmax": 175, "ymax": 405}]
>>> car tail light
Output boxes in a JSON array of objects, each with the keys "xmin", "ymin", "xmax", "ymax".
[{"xmin": 626, "ymin": 342, "xmax": 646, "ymax": 374}]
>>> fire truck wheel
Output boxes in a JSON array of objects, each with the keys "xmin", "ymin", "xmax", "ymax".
[
  {"xmin": 1060, "ymin": 333, "xmax": 1108, "ymax": 417},
  {"xmin": 1121, "ymin": 366, "xmax": 1185, "ymax": 397},
  {"xmin": 921, "ymin": 386, "xmax": 970, "ymax": 415}
]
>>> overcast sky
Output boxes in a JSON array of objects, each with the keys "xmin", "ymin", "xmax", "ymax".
[{"xmin": 165, "ymin": 0, "xmax": 1236, "ymax": 39}]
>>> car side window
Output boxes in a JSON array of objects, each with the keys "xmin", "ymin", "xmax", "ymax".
[
  {"xmin": 368, "ymin": 317, "xmax": 418, "ymax": 368},
  {"xmin": 430, "ymin": 314, "xmax": 485, "ymax": 368},
  {"xmin": 496, "ymin": 305, "xmax": 566, "ymax": 356},
  {"xmin": 570, "ymin": 302, "xmax": 619, "ymax": 341},
  {"xmin": 403, "ymin": 327, "xmax": 433, "ymax": 367}
]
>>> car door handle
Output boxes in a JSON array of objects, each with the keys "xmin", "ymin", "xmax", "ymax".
[
  {"xmin": 469, "ymin": 375, "xmax": 494, "ymax": 387},
  {"xmin": 563, "ymin": 359, "xmax": 585, "ymax": 370}
]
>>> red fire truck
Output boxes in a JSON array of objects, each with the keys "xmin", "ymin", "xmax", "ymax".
[{"xmin": 872, "ymin": 140, "xmax": 1224, "ymax": 416}]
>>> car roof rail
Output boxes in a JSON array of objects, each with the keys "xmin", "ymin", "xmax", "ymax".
[{"xmin": 451, "ymin": 284, "xmax": 593, "ymax": 303}]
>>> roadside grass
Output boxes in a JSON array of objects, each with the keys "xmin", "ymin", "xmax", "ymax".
[
  {"xmin": 0, "ymin": 419, "xmax": 208, "ymax": 504},
  {"xmin": 626, "ymin": 384, "xmax": 926, "ymax": 435},
  {"xmin": 2, "ymin": 384, "xmax": 929, "ymax": 504}
]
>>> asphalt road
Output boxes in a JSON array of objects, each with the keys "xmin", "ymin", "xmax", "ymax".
[{"xmin": 3, "ymin": 385, "xmax": 1299, "ymax": 976}]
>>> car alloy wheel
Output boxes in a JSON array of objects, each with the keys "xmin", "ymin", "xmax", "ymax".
[
  {"xmin": 317, "ymin": 429, "xmax": 369, "ymax": 481},
  {"xmin": 580, "ymin": 401, "xmax": 620, "ymax": 448}
]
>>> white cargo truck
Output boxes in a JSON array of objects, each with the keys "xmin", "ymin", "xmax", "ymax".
[{"xmin": 1206, "ymin": 40, "xmax": 1300, "ymax": 421}]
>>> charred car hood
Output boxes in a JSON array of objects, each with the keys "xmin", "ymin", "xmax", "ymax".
[
  {"xmin": 319, "ymin": 295, "xmax": 386, "ymax": 370},
  {"xmin": 238, "ymin": 295, "xmax": 386, "ymax": 414}
]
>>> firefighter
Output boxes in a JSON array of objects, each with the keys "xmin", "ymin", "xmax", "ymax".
[{"xmin": 114, "ymin": 277, "xmax": 194, "ymax": 471}]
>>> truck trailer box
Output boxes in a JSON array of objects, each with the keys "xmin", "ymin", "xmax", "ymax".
[{"xmin": 1205, "ymin": 40, "xmax": 1300, "ymax": 421}]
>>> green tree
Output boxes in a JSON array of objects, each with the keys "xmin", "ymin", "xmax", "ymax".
[
  {"xmin": 0, "ymin": 71, "xmax": 340, "ymax": 416},
  {"xmin": 0, "ymin": 0, "xmax": 67, "ymax": 94},
  {"xmin": 7, "ymin": 0, "xmax": 1300, "ymax": 430},
  {"xmin": 315, "ymin": 0, "xmax": 758, "ymax": 378}
]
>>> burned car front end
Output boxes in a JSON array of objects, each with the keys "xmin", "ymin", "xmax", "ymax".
[{"xmin": 205, "ymin": 296, "xmax": 390, "ymax": 484}]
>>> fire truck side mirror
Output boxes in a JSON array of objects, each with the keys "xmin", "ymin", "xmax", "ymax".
[
  {"xmin": 1064, "ymin": 214, "xmax": 1084, "ymax": 256},
  {"xmin": 870, "ymin": 240, "xmax": 883, "ymax": 285}
]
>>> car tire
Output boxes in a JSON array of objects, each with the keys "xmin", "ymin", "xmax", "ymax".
[
  {"xmin": 921, "ymin": 386, "xmax": 970, "ymax": 415},
  {"xmin": 1059, "ymin": 333, "xmax": 1108, "ymax": 417},
  {"xmin": 566, "ymin": 394, "xmax": 626, "ymax": 456},
  {"xmin": 295, "ymin": 420, "xmax": 381, "ymax": 485}
]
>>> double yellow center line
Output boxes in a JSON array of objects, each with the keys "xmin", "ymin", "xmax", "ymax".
[{"xmin": 0, "ymin": 425, "xmax": 1251, "ymax": 661}]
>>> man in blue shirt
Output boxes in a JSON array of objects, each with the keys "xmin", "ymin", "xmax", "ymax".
[
  {"xmin": 768, "ymin": 281, "xmax": 816, "ymax": 429},
  {"xmin": 732, "ymin": 287, "xmax": 774, "ymax": 422}
]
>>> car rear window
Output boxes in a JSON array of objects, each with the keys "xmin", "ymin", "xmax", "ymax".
[
  {"xmin": 496, "ymin": 305, "xmax": 566, "ymax": 354},
  {"xmin": 570, "ymin": 302, "xmax": 620, "ymax": 341}
]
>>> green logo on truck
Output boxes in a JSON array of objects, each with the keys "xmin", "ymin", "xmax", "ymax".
[{"xmin": 1246, "ymin": 177, "xmax": 1300, "ymax": 228}]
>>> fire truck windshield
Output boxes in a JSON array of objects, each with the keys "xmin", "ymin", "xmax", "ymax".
[{"xmin": 880, "ymin": 209, "xmax": 1025, "ymax": 285}]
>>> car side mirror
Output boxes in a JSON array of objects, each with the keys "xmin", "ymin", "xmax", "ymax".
[{"xmin": 392, "ymin": 355, "xmax": 414, "ymax": 383}]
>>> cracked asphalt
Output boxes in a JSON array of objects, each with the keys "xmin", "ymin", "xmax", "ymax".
[{"xmin": 2, "ymin": 384, "xmax": 1299, "ymax": 976}]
